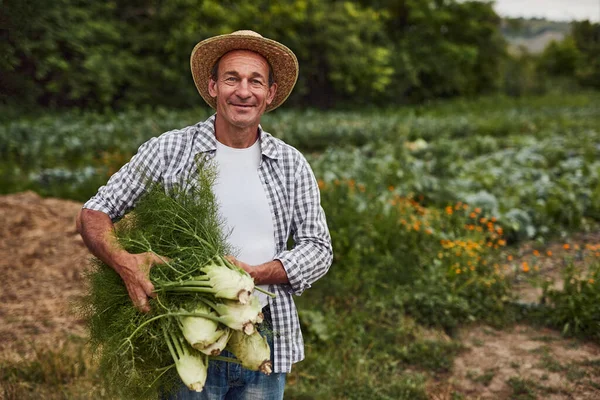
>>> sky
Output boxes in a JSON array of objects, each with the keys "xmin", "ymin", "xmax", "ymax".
[{"xmin": 481, "ymin": 0, "xmax": 600, "ymax": 22}]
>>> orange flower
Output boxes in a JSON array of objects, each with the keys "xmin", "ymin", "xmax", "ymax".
[
  {"xmin": 388, "ymin": 185, "xmax": 395, "ymax": 192},
  {"xmin": 358, "ymin": 184, "xmax": 366, "ymax": 193},
  {"xmin": 480, "ymin": 217, "xmax": 487, "ymax": 224},
  {"xmin": 469, "ymin": 212, "xmax": 477, "ymax": 218},
  {"xmin": 589, "ymin": 278, "xmax": 595, "ymax": 284},
  {"xmin": 491, "ymin": 217, "xmax": 497, "ymax": 222},
  {"xmin": 446, "ymin": 206, "xmax": 454, "ymax": 215},
  {"xmin": 533, "ymin": 250, "xmax": 540, "ymax": 257},
  {"xmin": 475, "ymin": 208, "xmax": 482, "ymax": 214},
  {"xmin": 563, "ymin": 244, "xmax": 570, "ymax": 250},
  {"xmin": 498, "ymin": 239, "xmax": 506, "ymax": 246},
  {"xmin": 547, "ymin": 250, "xmax": 553, "ymax": 257},
  {"xmin": 507, "ymin": 255, "xmax": 513, "ymax": 261},
  {"xmin": 522, "ymin": 262, "xmax": 530, "ymax": 273},
  {"xmin": 317, "ymin": 179, "xmax": 326, "ymax": 189},
  {"xmin": 455, "ymin": 268, "xmax": 462, "ymax": 274}
]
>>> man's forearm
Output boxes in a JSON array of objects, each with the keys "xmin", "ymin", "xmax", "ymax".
[{"xmin": 77, "ymin": 208, "xmax": 131, "ymax": 272}]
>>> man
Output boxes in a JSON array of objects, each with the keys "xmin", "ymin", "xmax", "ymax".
[{"xmin": 76, "ymin": 30, "xmax": 333, "ymax": 399}]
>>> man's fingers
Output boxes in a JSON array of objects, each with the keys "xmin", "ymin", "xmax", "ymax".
[
  {"xmin": 225, "ymin": 255, "xmax": 240, "ymax": 267},
  {"xmin": 150, "ymin": 253, "xmax": 171, "ymax": 265},
  {"xmin": 143, "ymin": 280, "xmax": 157, "ymax": 299},
  {"xmin": 128, "ymin": 283, "xmax": 151, "ymax": 313}
]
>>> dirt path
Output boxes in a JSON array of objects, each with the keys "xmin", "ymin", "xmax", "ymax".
[
  {"xmin": 0, "ymin": 192, "xmax": 89, "ymax": 362},
  {"xmin": 1, "ymin": 192, "xmax": 599, "ymax": 399}
]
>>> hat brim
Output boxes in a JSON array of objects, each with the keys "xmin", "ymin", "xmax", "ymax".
[{"xmin": 190, "ymin": 33, "xmax": 299, "ymax": 112}]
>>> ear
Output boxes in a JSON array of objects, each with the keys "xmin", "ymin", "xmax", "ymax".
[
  {"xmin": 208, "ymin": 78, "xmax": 218, "ymax": 98},
  {"xmin": 266, "ymin": 82, "xmax": 278, "ymax": 106}
]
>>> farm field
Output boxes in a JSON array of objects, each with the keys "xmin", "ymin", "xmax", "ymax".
[{"xmin": 1, "ymin": 93, "xmax": 599, "ymax": 399}]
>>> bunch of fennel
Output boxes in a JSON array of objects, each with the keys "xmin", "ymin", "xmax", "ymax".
[{"xmin": 78, "ymin": 161, "xmax": 275, "ymax": 399}]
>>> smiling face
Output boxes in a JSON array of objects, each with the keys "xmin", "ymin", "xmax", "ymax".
[{"xmin": 208, "ymin": 50, "xmax": 277, "ymax": 137}]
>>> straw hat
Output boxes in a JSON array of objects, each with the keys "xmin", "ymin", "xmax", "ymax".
[{"xmin": 190, "ymin": 30, "xmax": 299, "ymax": 112}]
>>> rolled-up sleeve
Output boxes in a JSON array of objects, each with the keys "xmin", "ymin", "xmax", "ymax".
[
  {"xmin": 275, "ymin": 160, "xmax": 333, "ymax": 296},
  {"xmin": 83, "ymin": 137, "xmax": 163, "ymax": 221}
]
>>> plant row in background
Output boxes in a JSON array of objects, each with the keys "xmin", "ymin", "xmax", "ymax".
[{"xmin": 2, "ymin": 93, "xmax": 597, "ymax": 240}]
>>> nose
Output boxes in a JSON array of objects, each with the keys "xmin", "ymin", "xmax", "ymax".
[{"xmin": 235, "ymin": 79, "xmax": 251, "ymax": 99}]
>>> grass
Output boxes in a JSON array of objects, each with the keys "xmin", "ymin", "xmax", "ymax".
[
  {"xmin": 466, "ymin": 367, "xmax": 497, "ymax": 386},
  {"xmin": 0, "ymin": 337, "xmax": 106, "ymax": 400}
]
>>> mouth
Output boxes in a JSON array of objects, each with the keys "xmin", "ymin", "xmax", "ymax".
[{"xmin": 230, "ymin": 103, "xmax": 254, "ymax": 109}]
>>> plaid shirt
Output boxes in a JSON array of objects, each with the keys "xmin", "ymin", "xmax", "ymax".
[{"xmin": 84, "ymin": 114, "xmax": 333, "ymax": 373}]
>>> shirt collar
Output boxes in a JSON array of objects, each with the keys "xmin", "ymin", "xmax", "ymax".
[{"xmin": 194, "ymin": 114, "xmax": 280, "ymax": 159}]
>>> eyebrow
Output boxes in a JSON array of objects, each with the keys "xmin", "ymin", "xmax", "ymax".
[{"xmin": 222, "ymin": 71, "xmax": 266, "ymax": 80}]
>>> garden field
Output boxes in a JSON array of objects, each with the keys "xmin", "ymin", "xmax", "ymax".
[{"xmin": 1, "ymin": 92, "xmax": 600, "ymax": 399}]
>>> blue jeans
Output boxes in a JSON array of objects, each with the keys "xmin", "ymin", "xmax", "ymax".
[{"xmin": 163, "ymin": 310, "xmax": 286, "ymax": 399}]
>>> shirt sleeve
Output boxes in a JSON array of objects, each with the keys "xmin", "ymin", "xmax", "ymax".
[
  {"xmin": 275, "ymin": 159, "xmax": 333, "ymax": 296},
  {"xmin": 83, "ymin": 137, "xmax": 163, "ymax": 221}
]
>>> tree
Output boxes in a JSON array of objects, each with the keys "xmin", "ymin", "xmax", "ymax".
[{"xmin": 571, "ymin": 20, "xmax": 600, "ymax": 89}]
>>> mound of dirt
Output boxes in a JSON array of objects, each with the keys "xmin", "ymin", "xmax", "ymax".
[{"xmin": 0, "ymin": 192, "xmax": 89, "ymax": 361}]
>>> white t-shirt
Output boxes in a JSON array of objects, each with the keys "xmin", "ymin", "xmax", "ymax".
[{"xmin": 213, "ymin": 139, "xmax": 275, "ymax": 307}]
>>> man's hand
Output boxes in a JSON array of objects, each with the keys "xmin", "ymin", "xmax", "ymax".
[
  {"xmin": 225, "ymin": 256, "xmax": 289, "ymax": 285},
  {"xmin": 116, "ymin": 252, "xmax": 167, "ymax": 313},
  {"xmin": 225, "ymin": 255, "xmax": 252, "ymax": 273}
]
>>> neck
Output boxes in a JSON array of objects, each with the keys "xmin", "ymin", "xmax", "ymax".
[{"xmin": 214, "ymin": 114, "xmax": 259, "ymax": 148}]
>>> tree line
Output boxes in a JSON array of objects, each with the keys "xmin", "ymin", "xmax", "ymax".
[{"xmin": 2, "ymin": 0, "xmax": 599, "ymax": 110}]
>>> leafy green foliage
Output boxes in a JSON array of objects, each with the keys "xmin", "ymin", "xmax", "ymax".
[
  {"xmin": 540, "ymin": 260, "xmax": 600, "ymax": 342},
  {"xmin": 2, "ymin": 0, "xmax": 514, "ymax": 109}
]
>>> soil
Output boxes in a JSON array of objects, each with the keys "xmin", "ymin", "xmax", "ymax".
[
  {"xmin": 0, "ymin": 192, "xmax": 599, "ymax": 399},
  {"xmin": 0, "ymin": 192, "xmax": 89, "ymax": 363}
]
